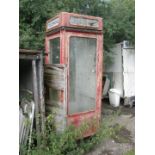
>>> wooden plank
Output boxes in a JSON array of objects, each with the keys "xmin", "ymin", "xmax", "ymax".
[
  {"xmin": 38, "ymin": 54, "xmax": 45, "ymax": 137},
  {"xmin": 44, "ymin": 64, "xmax": 66, "ymax": 90},
  {"xmin": 44, "ymin": 64, "xmax": 67, "ymax": 132},
  {"xmin": 44, "ymin": 69, "xmax": 65, "ymax": 75},
  {"xmin": 44, "ymin": 76, "xmax": 64, "ymax": 81},
  {"xmin": 20, "ymin": 49, "xmax": 41, "ymax": 54},
  {"xmin": 19, "ymin": 54, "xmax": 39, "ymax": 60},
  {"xmin": 45, "ymin": 64, "xmax": 66, "ymax": 68},
  {"xmin": 32, "ymin": 60, "xmax": 40, "ymax": 145}
]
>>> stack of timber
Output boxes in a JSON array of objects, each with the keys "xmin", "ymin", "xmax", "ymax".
[
  {"xmin": 44, "ymin": 64, "xmax": 67, "ymax": 132},
  {"xmin": 44, "ymin": 64, "xmax": 66, "ymax": 90}
]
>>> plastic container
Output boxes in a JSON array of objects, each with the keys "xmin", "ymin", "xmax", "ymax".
[{"xmin": 108, "ymin": 88, "xmax": 121, "ymax": 107}]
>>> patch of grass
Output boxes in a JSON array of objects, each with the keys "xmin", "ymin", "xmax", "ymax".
[
  {"xmin": 110, "ymin": 124, "xmax": 132, "ymax": 143},
  {"xmin": 21, "ymin": 113, "xmax": 121, "ymax": 155},
  {"xmin": 21, "ymin": 106, "xmax": 129, "ymax": 155},
  {"xmin": 124, "ymin": 149, "xmax": 135, "ymax": 155}
]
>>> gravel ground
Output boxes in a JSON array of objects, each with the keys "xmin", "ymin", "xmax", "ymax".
[{"xmin": 86, "ymin": 99, "xmax": 135, "ymax": 155}]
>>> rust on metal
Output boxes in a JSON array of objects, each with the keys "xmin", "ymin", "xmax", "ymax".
[{"xmin": 45, "ymin": 12, "xmax": 103, "ymax": 137}]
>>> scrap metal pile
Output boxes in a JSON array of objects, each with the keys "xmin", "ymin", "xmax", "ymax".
[{"xmin": 19, "ymin": 90, "xmax": 35, "ymax": 155}]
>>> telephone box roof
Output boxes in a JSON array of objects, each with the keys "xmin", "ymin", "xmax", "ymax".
[{"xmin": 46, "ymin": 12, "xmax": 103, "ymax": 33}]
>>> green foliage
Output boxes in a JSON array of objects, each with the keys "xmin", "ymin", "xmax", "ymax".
[
  {"xmin": 107, "ymin": 0, "xmax": 135, "ymax": 44},
  {"xmin": 103, "ymin": 0, "xmax": 135, "ymax": 65},
  {"xmin": 124, "ymin": 149, "xmax": 135, "ymax": 155},
  {"xmin": 20, "ymin": 106, "xmax": 126, "ymax": 155},
  {"xmin": 24, "ymin": 113, "xmax": 119, "ymax": 155},
  {"xmin": 19, "ymin": 0, "xmax": 135, "ymax": 64}
]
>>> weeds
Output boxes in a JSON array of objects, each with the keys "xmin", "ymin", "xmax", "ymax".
[
  {"xmin": 124, "ymin": 149, "xmax": 135, "ymax": 155},
  {"xmin": 21, "ymin": 108, "xmax": 124, "ymax": 155}
]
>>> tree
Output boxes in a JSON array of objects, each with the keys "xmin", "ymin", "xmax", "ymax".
[
  {"xmin": 103, "ymin": 0, "xmax": 135, "ymax": 65},
  {"xmin": 19, "ymin": 0, "xmax": 135, "ymax": 58}
]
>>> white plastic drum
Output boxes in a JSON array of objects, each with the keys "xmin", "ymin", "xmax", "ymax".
[{"xmin": 108, "ymin": 88, "xmax": 121, "ymax": 107}]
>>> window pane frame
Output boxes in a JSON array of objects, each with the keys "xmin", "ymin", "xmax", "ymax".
[
  {"xmin": 68, "ymin": 36, "xmax": 97, "ymax": 115},
  {"xmin": 49, "ymin": 37, "xmax": 60, "ymax": 64}
]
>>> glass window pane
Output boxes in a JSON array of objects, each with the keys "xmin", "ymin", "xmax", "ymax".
[
  {"xmin": 70, "ymin": 16, "xmax": 99, "ymax": 28},
  {"xmin": 49, "ymin": 38, "xmax": 60, "ymax": 64},
  {"xmin": 69, "ymin": 37, "xmax": 97, "ymax": 114}
]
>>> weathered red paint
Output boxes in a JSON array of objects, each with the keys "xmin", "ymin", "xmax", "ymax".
[
  {"xmin": 46, "ymin": 12, "xmax": 103, "ymax": 32},
  {"xmin": 45, "ymin": 12, "xmax": 103, "ymax": 137}
]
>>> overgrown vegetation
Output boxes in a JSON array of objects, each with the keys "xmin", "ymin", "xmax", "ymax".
[
  {"xmin": 124, "ymin": 149, "xmax": 135, "ymax": 155},
  {"xmin": 19, "ymin": 0, "xmax": 135, "ymax": 64},
  {"xmin": 20, "ymin": 111, "xmax": 123, "ymax": 155},
  {"xmin": 19, "ymin": 1, "xmax": 135, "ymax": 153},
  {"xmin": 30, "ymin": 118, "xmax": 106, "ymax": 155}
]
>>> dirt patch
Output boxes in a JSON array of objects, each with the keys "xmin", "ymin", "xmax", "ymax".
[
  {"xmin": 111, "ymin": 124, "xmax": 133, "ymax": 144},
  {"xmin": 102, "ymin": 99, "xmax": 135, "ymax": 117},
  {"xmin": 100, "ymin": 149, "xmax": 114, "ymax": 155},
  {"xmin": 86, "ymin": 99, "xmax": 135, "ymax": 155}
]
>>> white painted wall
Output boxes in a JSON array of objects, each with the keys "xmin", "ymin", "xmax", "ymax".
[
  {"xmin": 105, "ymin": 41, "xmax": 135, "ymax": 98},
  {"xmin": 105, "ymin": 43, "xmax": 123, "ymax": 97},
  {"xmin": 123, "ymin": 48, "xmax": 135, "ymax": 97}
]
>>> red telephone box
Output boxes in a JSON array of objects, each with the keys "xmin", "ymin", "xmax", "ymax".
[{"xmin": 45, "ymin": 12, "xmax": 103, "ymax": 137}]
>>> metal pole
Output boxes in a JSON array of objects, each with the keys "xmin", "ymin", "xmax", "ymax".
[{"xmin": 32, "ymin": 59, "xmax": 40, "ymax": 145}]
